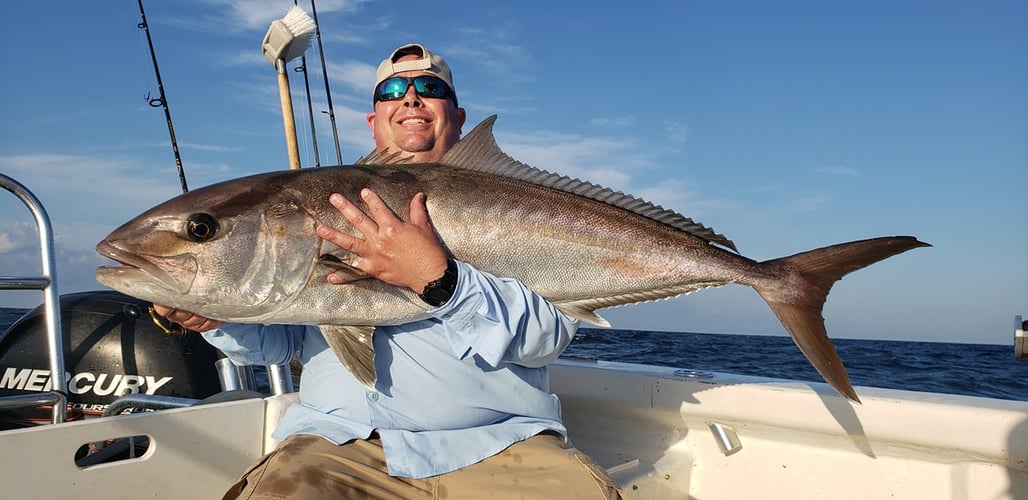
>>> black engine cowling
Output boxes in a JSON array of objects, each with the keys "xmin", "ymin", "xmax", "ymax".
[{"xmin": 0, "ymin": 290, "xmax": 223, "ymax": 429}]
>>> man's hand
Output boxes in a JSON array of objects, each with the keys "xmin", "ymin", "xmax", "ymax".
[
  {"xmin": 318, "ymin": 188, "xmax": 449, "ymax": 295},
  {"xmin": 152, "ymin": 304, "xmax": 222, "ymax": 332}
]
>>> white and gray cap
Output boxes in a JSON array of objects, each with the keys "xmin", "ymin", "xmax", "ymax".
[{"xmin": 374, "ymin": 43, "xmax": 457, "ymax": 104}]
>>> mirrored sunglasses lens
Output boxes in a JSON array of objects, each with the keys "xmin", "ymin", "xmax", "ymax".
[
  {"xmin": 412, "ymin": 77, "xmax": 447, "ymax": 98},
  {"xmin": 378, "ymin": 78, "xmax": 410, "ymax": 100}
]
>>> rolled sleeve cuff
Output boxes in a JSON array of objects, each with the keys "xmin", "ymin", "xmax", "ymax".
[{"xmin": 427, "ymin": 261, "xmax": 560, "ymax": 367}]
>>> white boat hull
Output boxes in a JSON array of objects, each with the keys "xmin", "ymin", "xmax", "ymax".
[
  {"xmin": 0, "ymin": 359, "xmax": 1025, "ymax": 499},
  {"xmin": 554, "ymin": 359, "xmax": 1027, "ymax": 499}
]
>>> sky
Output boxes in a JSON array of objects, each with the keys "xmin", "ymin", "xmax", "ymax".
[{"xmin": 1, "ymin": 0, "xmax": 1025, "ymax": 345}]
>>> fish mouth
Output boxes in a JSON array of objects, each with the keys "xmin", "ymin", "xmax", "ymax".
[{"xmin": 95, "ymin": 240, "xmax": 188, "ymax": 293}]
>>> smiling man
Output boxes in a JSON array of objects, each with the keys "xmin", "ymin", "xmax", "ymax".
[
  {"xmin": 156, "ymin": 44, "xmax": 625, "ymax": 499},
  {"xmin": 366, "ymin": 44, "xmax": 467, "ymax": 163}
]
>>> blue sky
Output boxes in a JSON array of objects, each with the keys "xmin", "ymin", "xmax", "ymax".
[{"xmin": 1, "ymin": 1, "xmax": 1025, "ymax": 344}]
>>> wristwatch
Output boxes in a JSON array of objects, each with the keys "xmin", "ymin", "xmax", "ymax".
[{"xmin": 419, "ymin": 257, "xmax": 458, "ymax": 307}]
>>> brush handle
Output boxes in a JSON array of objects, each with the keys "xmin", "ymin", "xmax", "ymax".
[{"xmin": 276, "ymin": 59, "xmax": 302, "ymax": 170}]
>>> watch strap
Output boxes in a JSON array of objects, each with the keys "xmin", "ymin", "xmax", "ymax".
[{"xmin": 419, "ymin": 257, "xmax": 458, "ymax": 307}]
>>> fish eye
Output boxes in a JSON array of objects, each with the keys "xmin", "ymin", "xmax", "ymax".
[{"xmin": 186, "ymin": 213, "xmax": 219, "ymax": 242}]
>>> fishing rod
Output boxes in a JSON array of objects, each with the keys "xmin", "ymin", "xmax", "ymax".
[
  {"xmin": 309, "ymin": 0, "xmax": 342, "ymax": 164},
  {"xmin": 295, "ymin": 1, "xmax": 320, "ymax": 167},
  {"xmin": 136, "ymin": 0, "xmax": 188, "ymax": 193},
  {"xmin": 297, "ymin": 60, "xmax": 320, "ymax": 167}
]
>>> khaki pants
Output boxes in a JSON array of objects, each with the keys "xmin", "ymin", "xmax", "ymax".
[{"xmin": 223, "ymin": 433, "xmax": 627, "ymax": 499}]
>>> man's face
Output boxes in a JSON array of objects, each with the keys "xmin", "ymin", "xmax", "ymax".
[{"xmin": 366, "ymin": 55, "xmax": 466, "ymax": 163}]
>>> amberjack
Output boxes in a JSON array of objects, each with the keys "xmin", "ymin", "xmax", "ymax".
[{"xmin": 96, "ymin": 116, "xmax": 929, "ymax": 402}]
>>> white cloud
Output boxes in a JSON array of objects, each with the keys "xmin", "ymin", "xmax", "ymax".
[
  {"xmin": 632, "ymin": 178, "xmax": 699, "ymax": 214},
  {"xmin": 664, "ymin": 118, "xmax": 688, "ymax": 145},
  {"xmin": 814, "ymin": 165, "xmax": 859, "ymax": 177},
  {"xmin": 0, "ymin": 222, "xmax": 42, "ymax": 275},
  {"xmin": 326, "ymin": 60, "xmax": 378, "ymax": 95},
  {"xmin": 487, "ymin": 128, "xmax": 735, "ymax": 222},
  {"xmin": 590, "ymin": 116, "xmax": 637, "ymax": 128},
  {"xmin": 179, "ymin": 142, "xmax": 244, "ymax": 153},
  {"xmin": 200, "ymin": 0, "xmax": 367, "ymax": 32},
  {"xmin": 444, "ymin": 43, "xmax": 534, "ymax": 85},
  {"xmin": 497, "ymin": 130, "xmax": 641, "ymax": 191},
  {"xmin": 0, "ymin": 233, "xmax": 13, "ymax": 254},
  {"xmin": 790, "ymin": 193, "xmax": 832, "ymax": 213},
  {"xmin": 0, "ymin": 153, "xmax": 186, "ymax": 281},
  {"xmin": 222, "ymin": 49, "xmax": 268, "ymax": 68},
  {"xmin": 0, "ymin": 154, "xmax": 180, "ymax": 207}
]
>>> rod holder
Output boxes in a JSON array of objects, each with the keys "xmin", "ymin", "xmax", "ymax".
[
  {"xmin": 708, "ymin": 422, "xmax": 743, "ymax": 456},
  {"xmin": 215, "ymin": 358, "xmax": 257, "ymax": 392}
]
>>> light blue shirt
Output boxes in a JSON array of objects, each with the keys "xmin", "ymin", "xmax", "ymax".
[{"xmin": 201, "ymin": 261, "xmax": 579, "ymax": 478}]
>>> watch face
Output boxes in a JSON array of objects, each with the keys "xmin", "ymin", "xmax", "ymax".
[
  {"xmin": 420, "ymin": 257, "xmax": 458, "ymax": 307},
  {"xmin": 426, "ymin": 287, "xmax": 452, "ymax": 306}
]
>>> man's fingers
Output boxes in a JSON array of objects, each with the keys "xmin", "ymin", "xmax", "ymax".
[
  {"xmin": 317, "ymin": 223, "xmax": 361, "ymax": 253},
  {"xmin": 153, "ymin": 303, "xmax": 175, "ymax": 317},
  {"xmin": 330, "ymin": 192, "xmax": 378, "ymax": 234},
  {"xmin": 152, "ymin": 304, "xmax": 221, "ymax": 332},
  {"xmin": 358, "ymin": 188, "xmax": 400, "ymax": 223},
  {"xmin": 319, "ymin": 193, "xmax": 367, "ymax": 254},
  {"xmin": 409, "ymin": 192, "xmax": 430, "ymax": 227},
  {"xmin": 319, "ymin": 189, "xmax": 445, "ymax": 291}
]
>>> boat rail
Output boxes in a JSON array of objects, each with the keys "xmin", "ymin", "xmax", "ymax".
[
  {"xmin": 0, "ymin": 173, "xmax": 293, "ymax": 418},
  {"xmin": 0, "ymin": 173, "xmax": 68, "ymax": 424}
]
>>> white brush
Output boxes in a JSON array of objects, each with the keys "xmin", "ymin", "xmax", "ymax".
[
  {"xmin": 262, "ymin": 6, "xmax": 318, "ymax": 66},
  {"xmin": 262, "ymin": 5, "xmax": 319, "ymax": 170}
]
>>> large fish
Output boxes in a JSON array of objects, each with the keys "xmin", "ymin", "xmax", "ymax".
[{"xmin": 96, "ymin": 116, "xmax": 928, "ymax": 402}]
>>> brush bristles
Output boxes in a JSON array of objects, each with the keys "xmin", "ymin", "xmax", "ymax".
[{"xmin": 281, "ymin": 6, "xmax": 317, "ymax": 39}]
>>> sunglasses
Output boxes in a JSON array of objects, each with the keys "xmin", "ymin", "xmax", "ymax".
[{"xmin": 374, "ymin": 75, "xmax": 458, "ymax": 106}]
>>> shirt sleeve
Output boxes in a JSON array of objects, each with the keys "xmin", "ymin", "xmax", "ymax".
[
  {"xmin": 428, "ymin": 260, "xmax": 579, "ymax": 368},
  {"xmin": 200, "ymin": 323, "xmax": 306, "ymax": 366}
]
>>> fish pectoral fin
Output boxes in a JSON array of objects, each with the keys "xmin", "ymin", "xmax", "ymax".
[
  {"xmin": 318, "ymin": 238, "xmax": 374, "ymax": 283},
  {"xmin": 317, "ymin": 255, "xmax": 370, "ymax": 283},
  {"xmin": 553, "ymin": 301, "xmax": 611, "ymax": 327},
  {"xmin": 319, "ymin": 325, "xmax": 377, "ymax": 389}
]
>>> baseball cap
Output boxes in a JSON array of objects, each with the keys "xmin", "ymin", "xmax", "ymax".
[{"xmin": 375, "ymin": 43, "xmax": 456, "ymax": 97}]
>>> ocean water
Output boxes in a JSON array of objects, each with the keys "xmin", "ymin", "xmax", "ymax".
[
  {"xmin": 2, "ymin": 307, "xmax": 1025, "ymax": 401},
  {"xmin": 565, "ymin": 327, "xmax": 1027, "ymax": 401}
]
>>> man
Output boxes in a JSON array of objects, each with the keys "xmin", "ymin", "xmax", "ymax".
[{"xmin": 156, "ymin": 44, "xmax": 625, "ymax": 500}]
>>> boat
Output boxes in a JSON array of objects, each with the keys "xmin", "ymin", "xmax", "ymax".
[
  {"xmin": 2, "ymin": 3, "xmax": 1026, "ymax": 495},
  {"xmin": 2, "ymin": 172, "xmax": 1026, "ymax": 499}
]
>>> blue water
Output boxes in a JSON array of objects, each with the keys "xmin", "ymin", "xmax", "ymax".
[
  {"xmin": 2, "ymin": 307, "xmax": 1025, "ymax": 401},
  {"xmin": 565, "ymin": 328, "xmax": 1027, "ymax": 401}
]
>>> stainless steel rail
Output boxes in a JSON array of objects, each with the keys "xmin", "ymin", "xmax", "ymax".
[{"xmin": 0, "ymin": 174, "xmax": 68, "ymax": 424}]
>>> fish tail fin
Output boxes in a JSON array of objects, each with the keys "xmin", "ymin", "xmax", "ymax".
[
  {"xmin": 319, "ymin": 325, "xmax": 378, "ymax": 388},
  {"xmin": 754, "ymin": 236, "xmax": 930, "ymax": 403}
]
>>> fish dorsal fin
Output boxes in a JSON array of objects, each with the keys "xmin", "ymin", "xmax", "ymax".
[
  {"xmin": 440, "ymin": 115, "xmax": 738, "ymax": 252},
  {"xmin": 356, "ymin": 148, "xmax": 414, "ymax": 165}
]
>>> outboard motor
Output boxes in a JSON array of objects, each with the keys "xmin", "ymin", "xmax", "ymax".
[{"xmin": 0, "ymin": 290, "xmax": 223, "ymax": 430}]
